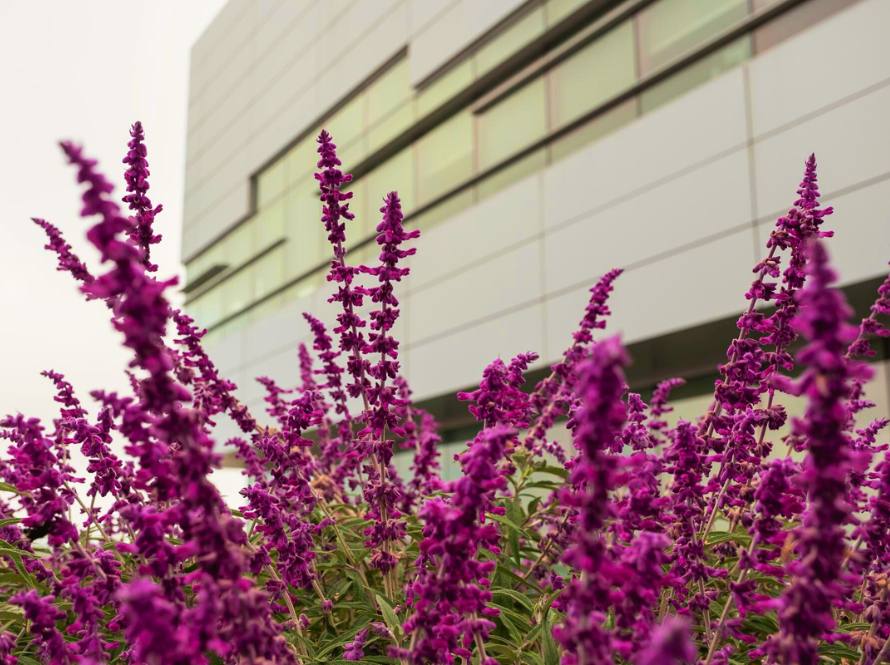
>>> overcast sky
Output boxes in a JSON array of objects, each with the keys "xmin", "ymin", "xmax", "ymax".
[{"xmin": 0, "ymin": 1, "xmax": 226, "ymax": 424}]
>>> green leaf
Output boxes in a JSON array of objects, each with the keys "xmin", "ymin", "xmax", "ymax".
[{"xmin": 375, "ymin": 594, "xmax": 402, "ymax": 640}]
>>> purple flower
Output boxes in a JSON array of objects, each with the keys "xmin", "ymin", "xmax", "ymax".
[
  {"xmin": 32, "ymin": 217, "xmax": 94, "ymax": 285},
  {"xmin": 344, "ymin": 627, "xmax": 369, "ymax": 660},
  {"xmin": 768, "ymin": 240, "xmax": 866, "ymax": 662},
  {"xmin": 634, "ymin": 617, "xmax": 697, "ymax": 665},
  {"xmin": 316, "ymin": 130, "xmax": 371, "ymax": 403},
  {"xmin": 458, "ymin": 352, "xmax": 538, "ymax": 429},
  {"xmin": 554, "ymin": 336, "xmax": 628, "ymax": 664},
  {"xmin": 404, "ymin": 426, "xmax": 514, "ymax": 664},
  {"xmin": 11, "ymin": 591, "xmax": 74, "ymax": 664},
  {"xmin": 121, "ymin": 121, "xmax": 162, "ymax": 270}
]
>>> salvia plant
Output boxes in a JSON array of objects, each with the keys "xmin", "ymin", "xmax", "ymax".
[{"xmin": 0, "ymin": 122, "xmax": 887, "ymax": 665}]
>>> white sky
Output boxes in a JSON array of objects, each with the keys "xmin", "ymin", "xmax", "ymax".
[{"xmin": 0, "ymin": 1, "xmax": 226, "ymax": 424}]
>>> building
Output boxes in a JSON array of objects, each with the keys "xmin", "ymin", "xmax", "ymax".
[{"xmin": 182, "ymin": 0, "xmax": 889, "ymax": 474}]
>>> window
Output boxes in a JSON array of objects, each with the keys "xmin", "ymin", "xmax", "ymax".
[
  {"xmin": 221, "ymin": 269, "xmax": 252, "ymax": 318},
  {"xmin": 416, "ymin": 110, "xmax": 475, "ymax": 204},
  {"xmin": 365, "ymin": 147, "xmax": 416, "ymax": 218},
  {"xmin": 416, "ymin": 59, "xmax": 474, "ymax": 118},
  {"xmin": 256, "ymin": 198, "xmax": 285, "ymax": 250},
  {"xmin": 367, "ymin": 58, "xmax": 414, "ymax": 152},
  {"xmin": 545, "ymin": 0, "xmax": 591, "ymax": 26},
  {"xmin": 256, "ymin": 158, "xmax": 286, "ymax": 209},
  {"xmin": 223, "ymin": 219, "xmax": 255, "ymax": 269},
  {"xmin": 477, "ymin": 77, "xmax": 548, "ymax": 172},
  {"xmin": 753, "ymin": 0, "xmax": 856, "ymax": 53},
  {"xmin": 285, "ymin": 134, "xmax": 318, "ymax": 189},
  {"xmin": 550, "ymin": 21, "xmax": 637, "ymax": 130},
  {"xmin": 475, "ymin": 6, "xmax": 547, "ymax": 78},
  {"xmin": 252, "ymin": 246, "xmax": 285, "ymax": 300},
  {"xmin": 640, "ymin": 36, "xmax": 751, "ymax": 113},
  {"xmin": 637, "ymin": 0, "xmax": 749, "ymax": 75},
  {"xmin": 283, "ymin": 182, "xmax": 327, "ymax": 280}
]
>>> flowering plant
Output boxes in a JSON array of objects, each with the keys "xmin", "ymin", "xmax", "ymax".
[{"xmin": 0, "ymin": 124, "xmax": 887, "ymax": 665}]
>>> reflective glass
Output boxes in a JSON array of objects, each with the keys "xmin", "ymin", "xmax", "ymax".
[
  {"xmin": 477, "ymin": 77, "xmax": 548, "ymax": 171},
  {"xmin": 252, "ymin": 246, "xmax": 285, "ymax": 300},
  {"xmin": 637, "ymin": 0, "xmax": 749, "ymax": 75},
  {"xmin": 283, "ymin": 182, "xmax": 328, "ymax": 280},
  {"xmin": 546, "ymin": 0, "xmax": 590, "ymax": 26},
  {"xmin": 221, "ymin": 269, "xmax": 253, "ymax": 319},
  {"xmin": 367, "ymin": 58, "xmax": 412, "ymax": 126},
  {"xmin": 550, "ymin": 21, "xmax": 636, "ymax": 130},
  {"xmin": 416, "ymin": 59, "xmax": 474, "ymax": 117},
  {"xmin": 415, "ymin": 110, "xmax": 475, "ymax": 203},
  {"xmin": 256, "ymin": 158, "xmax": 286, "ymax": 208},
  {"xmin": 475, "ymin": 6, "xmax": 546, "ymax": 77},
  {"xmin": 285, "ymin": 133, "xmax": 318, "ymax": 188},
  {"xmin": 365, "ymin": 147, "xmax": 416, "ymax": 217}
]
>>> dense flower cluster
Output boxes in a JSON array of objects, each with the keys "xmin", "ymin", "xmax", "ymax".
[{"xmin": 1, "ymin": 125, "xmax": 887, "ymax": 665}]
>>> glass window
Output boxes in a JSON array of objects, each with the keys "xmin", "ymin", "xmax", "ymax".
[
  {"xmin": 416, "ymin": 59, "xmax": 475, "ymax": 118},
  {"xmin": 753, "ymin": 0, "xmax": 854, "ymax": 53},
  {"xmin": 636, "ymin": 0, "xmax": 749, "ymax": 75},
  {"xmin": 365, "ymin": 147, "xmax": 416, "ymax": 217},
  {"xmin": 256, "ymin": 198, "xmax": 285, "ymax": 250},
  {"xmin": 546, "ymin": 0, "xmax": 590, "ymax": 26},
  {"xmin": 285, "ymin": 134, "xmax": 318, "ymax": 188},
  {"xmin": 416, "ymin": 110, "xmax": 475, "ymax": 204},
  {"xmin": 256, "ymin": 158, "xmax": 286, "ymax": 208},
  {"xmin": 550, "ymin": 99, "xmax": 637, "ymax": 162},
  {"xmin": 284, "ymin": 182, "xmax": 328, "ymax": 281},
  {"xmin": 223, "ymin": 219, "xmax": 256, "ymax": 268},
  {"xmin": 550, "ymin": 21, "xmax": 636, "ymax": 130},
  {"xmin": 221, "ymin": 270, "xmax": 252, "ymax": 319},
  {"xmin": 640, "ymin": 37, "xmax": 751, "ymax": 113},
  {"xmin": 344, "ymin": 178, "xmax": 373, "ymax": 249},
  {"xmin": 477, "ymin": 77, "xmax": 548, "ymax": 172},
  {"xmin": 281, "ymin": 270, "xmax": 325, "ymax": 305},
  {"xmin": 325, "ymin": 94, "xmax": 367, "ymax": 152},
  {"xmin": 367, "ymin": 58, "xmax": 412, "ymax": 127},
  {"xmin": 475, "ymin": 6, "xmax": 546, "ymax": 77},
  {"xmin": 252, "ymin": 246, "xmax": 285, "ymax": 300},
  {"xmin": 477, "ymin": 148, "xmax": 547, "ymax": 201},
  {"xmin": 367, "ymin": 101, "xmax": 415, "ymax": 154},
  {"xmin": 192, "ymin": 285, "xmax": 223, "ymax": 329}
]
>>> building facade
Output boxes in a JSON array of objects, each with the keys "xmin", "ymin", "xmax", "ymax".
[{"xmin": 183, "ymin": 0, "xmax": 889, "ymax": 465}]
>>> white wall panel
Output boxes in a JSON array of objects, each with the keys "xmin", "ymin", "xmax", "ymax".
[
  {"xmin": 753, "ymin": 84, "xmax": 890, "ymax": 216},
  {"xmin": 542, "ymin": 69, "xmax": 748, "ymax": 231},
  {"xmin": 757, "ymin": 175, "xmax": 890, "ymax": 288},
  {"xmin": 408, "ymin": 0, "xmax": 524, "ymax": 85},
  {"xmin": 406, "ymin": 302, "xmax": 545, "ymax": 400},
  {"xmin": 748, "ymin": 0, "xmax": 890, "ymax": 136},
  {"xmin": 543, "ymin": 149, "xmax": 753, "ymax": 293},
  {"xmin": 409, "ymin": 175, "xmax": 543, "ymax": 292},
  {"xmin": 408, "ymin": 241, "xmax": 542, "ymax": 344}
]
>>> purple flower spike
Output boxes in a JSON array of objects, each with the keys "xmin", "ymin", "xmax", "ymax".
[
  {"xmin": 554, "ymin": 336, "xmax": 629, "ymax": 664},
  {"xmin": 769, "ymin": 240, "xmax": 867, "ymax": 663},
  {"xmin": 32, "ymin": 217, "xmax": 94, "ymax": 286},
  {"xmin": 122, "ymin": 121, "xmax": 162, "ymax": 270},
  {"xmin": 635, "ymin": 617, "xmax": 697, "ymax": 665}
]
